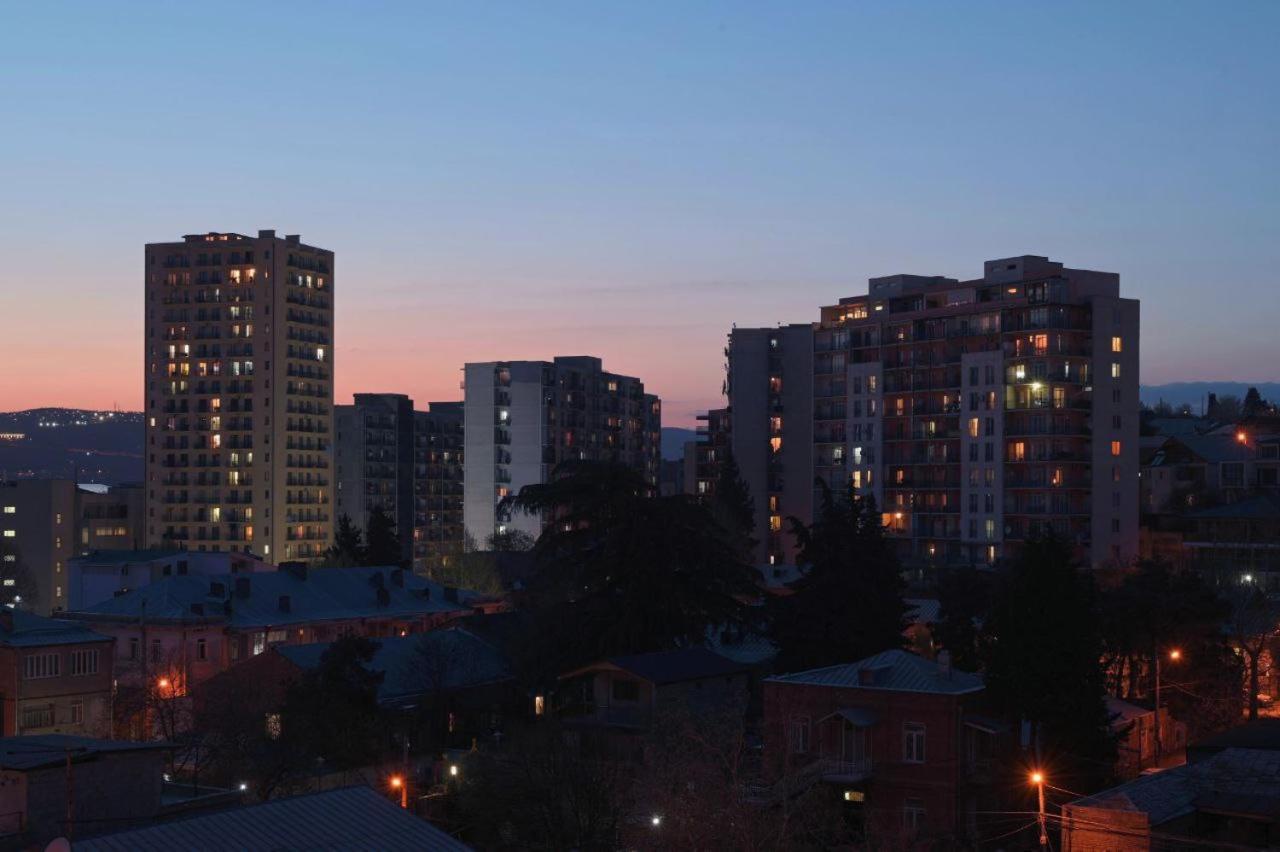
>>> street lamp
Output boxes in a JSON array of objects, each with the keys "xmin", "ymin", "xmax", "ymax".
[
  {"xmin": 1030, "ymin": 771, "xmax": 1047, "ymax": 847},
  {"xmin": 651, "ymin": 815, "xmax": 663, "ymax": 828},
  {"xmin": 389, "ymin": 775, "xmax": 406, "ymax": 809},
  {"xmin": 1154, "ymin": 648, "xmax": 1182, "ymax": 765}
]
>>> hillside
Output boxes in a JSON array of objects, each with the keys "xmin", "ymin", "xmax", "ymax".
[
  {"xmin": 1140, "ymin": 382, "xmax": 1280, "ymax": 413},
  {"xmin": 0, "ymin": 408, "xmax": 144, "ymax": 484}
]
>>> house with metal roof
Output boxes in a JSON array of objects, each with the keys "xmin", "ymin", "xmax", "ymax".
[
  {"xmin": 71, "ymin": 784, "xmax": 471, "ymax": 851},
  {"xmin": 65, "ymin": 549, "xmax": 272, "ymax": 611},
  {"xmin": 763, "ymin": 649, "xmax": 1008, "ymax": 848},
  {"xmin": 1061, "ymin": 747, "xmax": 1280, "ymax": 850}
]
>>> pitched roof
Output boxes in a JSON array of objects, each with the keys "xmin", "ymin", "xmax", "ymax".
[
  {"xmin": 1066, "ymin": 747, "xmax": 1280, "ymax": 826},
  {"xmin": 70, "ymin": 566, "xmax": 478, "ymax": 628},
  {"xmin": 70, "ymin": 549, "xmax": 183, "ymax": 564},
  {"xmin": 275, "ymin": 628, "xmax": 512, "ymax": 705},
  {"xmin": 1187, "ymin": 492, "xmax": 1280, "ymax": 521},
  {"xmin": 0, "ymin": 734, "xmax": 167, "ymax": 770},
  {"xmin": 73, "ymin": 785, "xmax": 471, "ymax": 851},
  {"xmin": 0, "ymin": 609, "xmax": 111, "ymax": 648},
  {"xmin": 1190, "ymin": 718, "xmax": 1280, "ymax": 753},
  {"xmin": 766, "ymin": 649, "xmax": 984, "ymax": 695},
  {"xmin": 1173, "ymin": 434, "xmax": 1256, "ymax": 464}
]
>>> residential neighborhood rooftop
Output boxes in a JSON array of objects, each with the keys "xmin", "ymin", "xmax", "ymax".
[
  {"xmin": 0, "ymin": 734, "xmax": 168, "ymax": 771},
  {"xmin": 0, "ymin": 608, "xmax": 111, "ymax": 648},
  {"xmin": 766, "ymin": 649, "xmax": 985, "ymax": 695}
]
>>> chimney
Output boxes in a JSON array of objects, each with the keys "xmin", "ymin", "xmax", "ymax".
[
  {"xmin": 938, "ymin": 650, "xmax": 952, "ymax": 679},
  {"xmin": 285, "ymin": 234, "xmax": 301, "ymax": 244},
  {"xmin": 235, "ymin": 577, "xmax": 252, "ymax": 599},
  {"xmin": 278, "ymin": 595, "xmax": 291, "ymax": 613},
  {"xmin": 258, "ymin": 229, "xmax": 276, "ymax": 239},
  {"xmin": 376, "ymin": 587, "xmax": 390, "ymax": 608}
]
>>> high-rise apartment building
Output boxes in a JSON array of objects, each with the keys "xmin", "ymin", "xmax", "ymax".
[
  {"xmin": 684, "ymin": 407, "xmax": 730, "ymax": 498},
  {"xmin": 333, "ymin": 394, "xmax": 465, "ymax": 572},
  {"xmin": 813, "ymin": 255, "xmax": 1139, "ymax": 570},
  {"xmin": 335, "ymin": 394, "xmax": 415, "ymax": 565},
  {"xmin": 144, "ymin": 231, "xmax": 334, "ymax": 563},
  {"xmin": 726, "ymin": 326, "xmax": 815, "ymax": 567},
  {"xmin": 412, "ymin": 402, "xmax": 465, "ymax": 571},
  {"xmin": 462, "ymin": 356, "xmax": 661, "ymax": 544}
]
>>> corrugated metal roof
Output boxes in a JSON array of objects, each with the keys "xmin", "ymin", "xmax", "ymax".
[
  {"xmin": 73, "ymin": 785, "xmax": 472, "ymax": 851},
  {"xmin": 71, "ymin": 567, "xmax": 478, "ymax": 628},
  {"xmin": 766, "ymin": 649, "xmax": 984, "ymax": 695},
  {"xmin": 0, "ymin": 734, "xmax": 168, "ymax": 770}
]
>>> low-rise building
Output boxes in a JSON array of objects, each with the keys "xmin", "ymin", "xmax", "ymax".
[
  {"xmin": 762, "ymin": 649, "xmax": 1006, "ymax": 846},
  {"xmin": 557, "ymin": 648, "xmax": 750, "ymax": 732},
  {"xmin": 61, "ymin": 565, "xmax": 485, "ymax": 704},
  {"xmin": 0, "ymin": 610, "xmax": 114, "ymax": 738},
  {"xmin": 1061, "ymin": 747, "xmax": 1280, "ymax": 850},
  {"xmin": 65, "ymin": 549, "xmax": 271, "ymax": 611}
]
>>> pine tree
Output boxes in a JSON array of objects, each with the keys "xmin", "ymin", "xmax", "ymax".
[
  {"xmin": 363, "ymin": 506, "xmax": 402, "ymax": 566},
  {"xmin": 323, "ymin": 514, "xmax": 365, "ymax": 567}
]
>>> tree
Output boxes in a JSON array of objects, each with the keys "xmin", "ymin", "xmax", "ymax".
[
  {"xmin": 486, "ymin": 529, "xmax": 535, "ymax": 552},
  {"xmin": 363, "ymin": 506, "xmax": 402, "ymax": 566},
  {"xmin": 510, "ymin": 461, "xmax": 758, "ymax": 674},
  {"xmin": 981, "ymin": 535, "xmax": 1116, "ymax": 792},
  {"xmin": 770, "ymin": 482, "xmax": 907, "ymax": 673},
  {"xmin": 452, "ymin": 719, "xmax": 629, "ymax": 850},
  {"xmin": 709, "ymin": 448, "xmax": 756, "ymax": 563},
  {"xmin": 1208, "ymin": 393, "xmax": 1242, "ymax": 422},
  {"xmin": 933, "ymin": 565, "xmax": 993, "ymax": 672},
  {"xmin": 280, "ymin": 635, "xmax": 386, "ymax": 771},
  {"xmin": 323, "ymin": 514, "xmax": 365, "ymax": 567},
  {"xmin": 1227, "ymin": 583, "xmax": 1279, "ymax": 721}
]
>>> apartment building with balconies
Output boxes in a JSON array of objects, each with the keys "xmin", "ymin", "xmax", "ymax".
[
  {"xmin": 143, "ymin": 231, "xmax": 335, "ymax": 563},
  {"xmin": 334, "ymin": 394, "xmax": 465, "ymax": 572},
  {"xmin": 726, "ymin": 326, "xmax": 815, "ymax": 567},
  {"xmin": 462, "ymin": 357, "xmax": 661, "ymax": 545},
  {"xmin": 814, "ymin": 255, "xmax": 1139, "ymax": 570}
]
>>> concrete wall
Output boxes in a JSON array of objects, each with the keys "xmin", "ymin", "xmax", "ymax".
[{"xmin": 1090, "ymin": 296, "xmax": 1141, "ymax": 568}]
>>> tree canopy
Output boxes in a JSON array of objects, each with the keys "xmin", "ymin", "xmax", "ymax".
[{"xmin": 769, "ymin": 482, "xmax": 907, "ymax": 673}]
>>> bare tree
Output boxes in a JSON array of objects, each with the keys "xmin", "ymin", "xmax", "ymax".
[{"xmin": 1227, "ymin": 583, "xmax": 1279, "ymax": 720}]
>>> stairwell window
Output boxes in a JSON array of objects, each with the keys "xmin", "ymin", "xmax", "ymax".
[{"xmin": 903, "ymin": 722, "xmax": 926, "ymax": 763}]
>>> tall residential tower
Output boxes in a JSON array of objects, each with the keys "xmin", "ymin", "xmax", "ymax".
[
  {"xmin": 462, "ymin": 356, "xmax": 660, "ymax": 545},
  {"xmin": 144, "ymin": 231, "xmax": 334, "ymax": 563}
]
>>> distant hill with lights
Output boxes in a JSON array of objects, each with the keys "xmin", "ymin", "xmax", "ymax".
[{"xmin": 0, "ymin": 408, "xmax": 143, "ymax": 484}]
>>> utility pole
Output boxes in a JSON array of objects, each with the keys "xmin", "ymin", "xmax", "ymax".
[
  {"xmin": 1154, "ymin": 648, "xmax": 1181, "ymax": 766},
  {"xmin": 1031, "ymin": 771, "xmax": 1046, "ymax": 847},
  {"xmin": 64, "ymin": 747, "xmax": 75, "ymax": 840}
]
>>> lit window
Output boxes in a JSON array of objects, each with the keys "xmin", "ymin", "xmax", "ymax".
[
  {"xmin": 968, "ymin": 418, "xmax": 979, "ymax": 438},
  {"xmin": 1111, "ymin": 336, "xmax": 1122, "ymax": 353},
  {"xmin": 1111, "ymin": 440, "xmax": 1122, "ymax": 457},
  {"xmin": 769, "ymin": 515, "xmax": 782, "ymax": 532},
  {"xmin": 1111, "ymin": 363, "xmax": 1121, "ymax": 379},
  {"xmin": 2, "ymin": 530, "xmax": 13, "ymax": 538},
  {"xmin": 770, "ymin": 437, "xmax": 782, "ymax": 453},
  {"xmin": 2, "ymin": 506, "xmax": 13, "ymax": 514}
]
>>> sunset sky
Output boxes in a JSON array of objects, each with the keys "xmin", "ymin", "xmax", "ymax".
[{"xmin": 2, "ymin": 2, "xmax": 1277, "ymax": 426}]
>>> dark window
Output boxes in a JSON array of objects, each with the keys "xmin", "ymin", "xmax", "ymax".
[{"xmin": 611, "ymin": 679, "xmax": 640, "ymax": 702}]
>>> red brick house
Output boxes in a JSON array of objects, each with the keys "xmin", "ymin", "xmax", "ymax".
[{"xmin": 763, "ymin": 649, "xmax": 1007, "ymax": 847}]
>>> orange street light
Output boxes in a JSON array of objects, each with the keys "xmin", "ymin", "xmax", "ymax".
[
  {"xmin": 389, "ymin": 775, "xmax": 406, "ymax": 808},
  {"xmin": 157, "ymin": 677, "xmax": 171, "ymax": 690},
  {"xmin": 1237, "ymin": 431, "xmax": 1248, "ymax": 444},
  {"xmin": 1169, "ymin": 649, "xmax": 1182, "ymax": 661},
  {"xmin": 1029, "ymin": 771, "xmax": 1043, "ymax": 785},
  {"xmin": 1031, "ymin": 771, "xmax": 1047, "ymax": 846}
]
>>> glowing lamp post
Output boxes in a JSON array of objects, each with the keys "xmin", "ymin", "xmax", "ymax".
[
  {"xmin": 389, "ymin": 775, "xmax": 406, "ymax": 809},
  {"xmin": 1030, "ymin": 771, "xmax": 1047, "ymax": 846}
]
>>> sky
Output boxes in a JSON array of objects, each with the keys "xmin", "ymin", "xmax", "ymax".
[{"xmin": 1, "ymin": 2, "xmax": 1277, "ymax": 426}]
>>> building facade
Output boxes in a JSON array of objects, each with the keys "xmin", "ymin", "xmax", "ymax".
[
  {"xmin": 1, "ymin": 480, "xmax": 147, "ymax": 614},
  {"xmin": 813, "ymin": 255, "xmax": 1139, "ymax": 570},
  {"xmin": 683, "ymin": 407, "xmax": 730, "ymax": 498},
  {"xmin": 144, "ymin": 231, "xmax": 335, "ymax": 563},
  {"xmin": 0, "ymin": 610, "xmax": 115, "ymax": 738},
  {"xmin": 334, "ymin": 395, "xmax": 465, "ymax": 572},
  {"xmin": 726, "ymin": 325, "xmax": 815, "ymax": 567},
  {"xmin": 462, "ymin": 357, "xmax": 660, "ymax": 545}
]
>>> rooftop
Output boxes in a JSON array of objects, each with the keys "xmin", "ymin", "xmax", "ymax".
[
  {"xmin": 68, "ymin": 566, "xmax": 479, "ymax": 629},
  {"xmin": 1187, "ymin": 492, "xmax": 1280, "ymax": 521},
  {"xmin": 767, "ymin": 649, "xmax": 985, "ymax": 695},
  {"xmin": 275, "ymin": 628, "xmax": 512, "ymax": 706},
  {"xmin": 1066, "ymin": 747, "xmax": 1280, "ymax": 827},
  {"xmin": 0, "ymin": 734, "xmax": 167, "ymax": 771},
  {"xmin": 73, "ymin": 785, "xmax": 470, "ymax": 851},
  {"xmin": 0, "ymin": 609, "xmax": 111, "ymax": 648}
]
